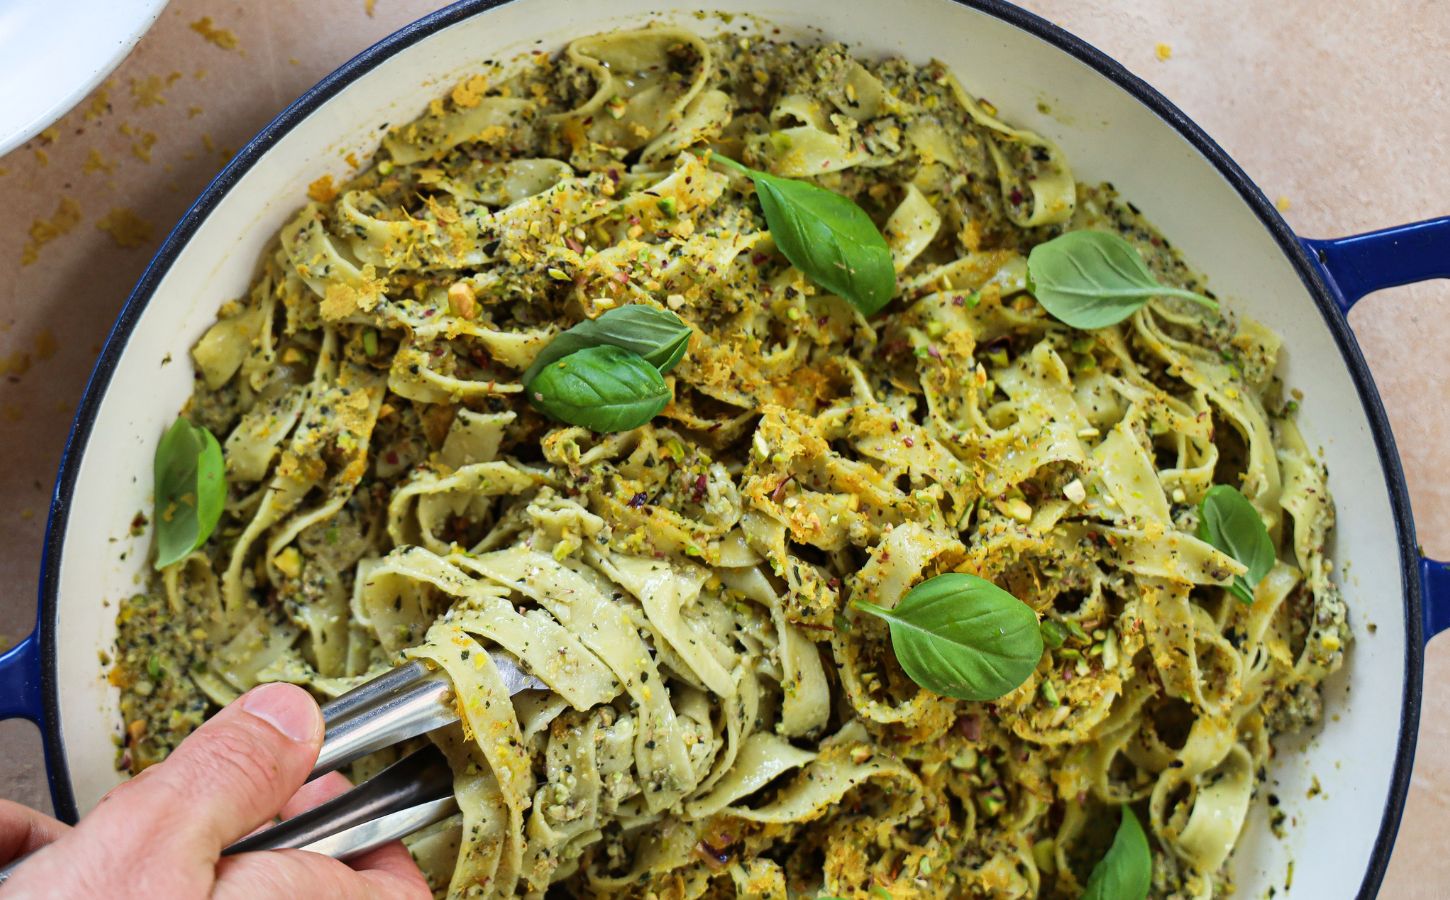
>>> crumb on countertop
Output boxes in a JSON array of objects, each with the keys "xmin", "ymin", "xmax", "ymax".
[
  {"xmin": 1155, "ymin": 42, "xmax": 1173, "ymax": 61},
  {"xmin": 35, "ymin": 330, "xmax": 57, "ymax": 361},
  {"xmin": 21, "ymin": 197, "xmax": 82, "ymax": 266},
  {"xmin": 84, "ymin": 86, "xmax": 113, "ymax": 121},
  {"xmin": 130, "ymin": 74, "xmax": 180, "ymax": 108},
  {"xmin": 96, "ymin": 208, "xmax": 155, "ymax": 249},
  {"xmin": 189, "ymin": 17, "xmax": 239, "ymax": 51},
  {"xmin": 2, "ymin": 353, "xmax": 31, "ymax": 378},
  {"xmin": 1276, "ymin": 195, "xmax": 1292, "ymax": 211},
  {"xmin": 84, "ymin": 149, "xmax": 115, "ymax": 176}
]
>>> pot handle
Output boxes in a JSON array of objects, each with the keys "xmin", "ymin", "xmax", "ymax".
[
  {"xmin": 0, "ymin": 632, "xmax": 42, "ymax": 722},
  {"xmin": 1302, "ymin": 216, "xmax": 1450, "ymax": 643},
  {"xmin": 1301, "ymin": 216, "xmax": 1450, "ymax": 314},
  {"xmin": 1423, "ymin": 560, "xmax": 1450, "ymax": 642}
]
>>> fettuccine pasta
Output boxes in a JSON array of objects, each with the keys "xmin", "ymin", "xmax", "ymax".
[{"xmin": 112, "ymin": 24, "xmax": 1347, "ymax": 899}]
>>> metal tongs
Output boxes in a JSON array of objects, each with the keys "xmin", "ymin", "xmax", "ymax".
[
  {"xmin": 223, "ymin": 653, "xmax": 542, "ymax": 859},
  {"xmin": 0, "ymin": 654, "xmax": 541, "ymax": 884}
]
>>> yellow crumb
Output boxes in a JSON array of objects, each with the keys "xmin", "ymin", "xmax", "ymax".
[
  {"xmin": 345, "ymin": 151, "xmax": 360, "ymax": 169},
  {"xmin": 0, "ymin": 167, "xmax": 8, "ymax": 178},
  {"xmin": 33, "ymin": 149, "xmax": 49, "ymax": 167},
  {"xmin": 83, "ymin": 149, "xmax": 114, "ymax": 175},
  {"xmin": 38, "ymin": 127, "xmax": 58, "ymax": 144},
  {"xmin": 96, "ymin": 208, "xmax": 155, "ymax": 249},
  {"xmin": 307, "ymin": 174, "xmax": 339, "ymax": 203},
  {"xmin": 1275, "ymin": 196, "xmax": 1292, "ymax": 212},
  {"xmin": 129, "ymin": 75, "xmax": 170, "ymax": 108},
  {"xmin": 34, "ymin": 330, "xmax": 58, "ymax": 361},
  {"xmin": 288, "ymin": 57, "xmax": 300, "ymax": 66},
  {"xmin": 193, "ymin": 67, "xmax": 207, "ymax": 80},
  {"xmin": 201, "ymin": 132, "xmax": 216, "ymax": 153},
  {"xmin": 83, "ymin": 88, "xmax": 111, "ymax": 121},
  {"xmin": 1155, "ymin": 42, "xmax": 1173, "ymax": 61},
  {"xmin": 273, "ymin": 547, "xmax": 302, "ymax": 579},
  {"xmin": 130, "ymin": 130, "xmax": 158, "ymax": 162},
  {"xmin": 451, "ymin": 75, "xmax": 489, "ymax": 109},
  {"xmin": 187, "ymin": 105, "xmax": 203, "ymax": 119},
  {"xmin": 476, "ymin": 124, "xmax": 508, "ymax": 144},
  {"xmin": 21, "ymin": 197, "xmax": 82, "ymax": 266},
  {"xmin": 365, "ymin": 0, "xmax": 377, "ymax": 16},
  {"xmin": 189, "ymin": 17, "xmax": 239, "ymax": 50},
  {"xmin": 1, "ymin": 353, "xmax": 31, "ymax": 378}
]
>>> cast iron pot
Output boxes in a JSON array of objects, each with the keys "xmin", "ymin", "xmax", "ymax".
[{"xmin": 1, "ymin": 1, "xmax": 1446, "ymax": 896}]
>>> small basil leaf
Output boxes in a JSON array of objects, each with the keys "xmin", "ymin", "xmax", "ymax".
[
  {"xmin": 714, "ymin": 155, "xmax": 895, "ymax": 316},
  {"xmin": 855, "ymin": 572, "xmax": 1042, "ymax": 701},
  {"xmin": 1197, "ymin": 484, "xmax": 1276, "ymax": 605},
  {"xmin": 1082, "ymin": 806, "xmax": 1152, "ymax": 900},
  {"xmin": 521, "ymin": 305, "xmax": 692, "ymax": 386},
  {"xmin": 153, "ymin": 417, "xmax": 226, "ymax": 570},
  {"xmin": 1027, "ymin": 230, "xmax": 1217, "ymax": 329},
  {"xmin": 528, "ymin": 345, "xmax": 670, "ymax": 432}
]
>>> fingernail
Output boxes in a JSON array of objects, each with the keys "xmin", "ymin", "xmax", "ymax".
[{"xmin": 239, "ymin": 682, "xmax": 321, "ymax": 743}]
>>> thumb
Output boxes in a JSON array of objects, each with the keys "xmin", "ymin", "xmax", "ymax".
[{"xmin": 84, "ymin": 682, "xmax": 324, "ymax": 859}]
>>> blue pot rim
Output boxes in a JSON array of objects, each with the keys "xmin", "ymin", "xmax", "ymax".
[{"xmin": 33, "ymin": 2, "xmax": 1421, "ymax": 896}]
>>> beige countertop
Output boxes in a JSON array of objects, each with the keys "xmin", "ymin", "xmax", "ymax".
[{"xmin": 0, "ymin": 0, "xmax": 1445, "ymax": 893}]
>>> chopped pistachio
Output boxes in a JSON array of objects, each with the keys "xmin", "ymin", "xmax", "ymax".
[{"xmin": 1040, "ymin": 680, "xmax": 1060, "ymax": 707}]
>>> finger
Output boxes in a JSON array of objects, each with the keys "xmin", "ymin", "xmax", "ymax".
[
  {"xmin": 279, "ymin": 770, "xmax": 352, "ymax": 820},
  {"xmin": 79, "ymin": 682, "xmax": 323, "ymax": 858},
  {"xmin": 277, "ymin": 771, "xmax": 426, "ymax": 882},
  {"xmin": 214, "ymin": 848, "xmax": 431, "ymax": 900},
  {"xmin": 0, "ymin": 799, "xmax": 69, "ymax": 861},
  {"xmin": 346, "ymin": 836, "xmax": 427, "ymax": 885}
]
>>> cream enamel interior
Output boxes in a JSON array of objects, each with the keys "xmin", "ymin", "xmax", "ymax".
[{"xmin": 49, "ymin": 1, "xmax": 1408, "ymax": 896}]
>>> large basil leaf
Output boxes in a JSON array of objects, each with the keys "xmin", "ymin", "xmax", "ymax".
[
  {"xmin": 1027, "ymin": 229, "xmax": 1217, "ymax": 329},
  {"xmin": 521, "ymin": 304, "xmax": 691, "ymax": 386},
  {"xmin": 1082, "ymin": 806, "xmax": 1152, "ymax": 900},
  {"xmin": 713, "ymin": 155, "xmax": 895, "ymax": 316},
  {"xmin": 855, "ymin": 573, "xmax": 1042, "ymax": 701},
  {"xmin": 528, "ymin": 344, "xmax": 671, "ymax": 432},
  {"xmin": 153, "ymin": 417, "xmax": 226, "ymax": 570},
  {"xmin": 1198, "ymin": 484, "xmax": 1276, "ymax": 605}
]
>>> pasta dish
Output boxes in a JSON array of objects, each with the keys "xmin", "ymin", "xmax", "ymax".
[{"xmin": 112, "ymin": 23, "xmax": 1349, "ymax": 899}]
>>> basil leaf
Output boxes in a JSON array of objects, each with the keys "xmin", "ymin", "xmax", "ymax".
[
  {"xmin": 153, "ymin": 417, "xmax": 226, "ymax": 570},
  {"xmin": 1083, "ymin": 806, "xmax": 1152, "ymax": 900},
  {"xmin": 713, "ymin": 155, "xmax": 895, "ymax": 316},
  {"xmin": 1026, "ymin": 230, "xmax": 1217, "ymax": 329},
  {"xmin": 528, "ymin": 345, "xmax": 670, "ymax": 432},
  {"xmin": 855, "ymin": 572, "xmax": 1042, "ymax": 701},
  {"xmin": 1198, "ymin": 484, "xmax": 1276, "ymax": 605},
  {"xmin": 521, "ymin": 305, "xmax": 692, "ymax": 386}
]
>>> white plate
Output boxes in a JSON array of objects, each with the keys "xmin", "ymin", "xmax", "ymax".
[{"xmin": 0, "ymin": 0, "xmax": 169, "ymax": 157}]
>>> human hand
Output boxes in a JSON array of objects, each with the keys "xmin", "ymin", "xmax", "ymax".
[{"xmin": 0, "ymin": 682, "xmax": 430, "ymax": 899}]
